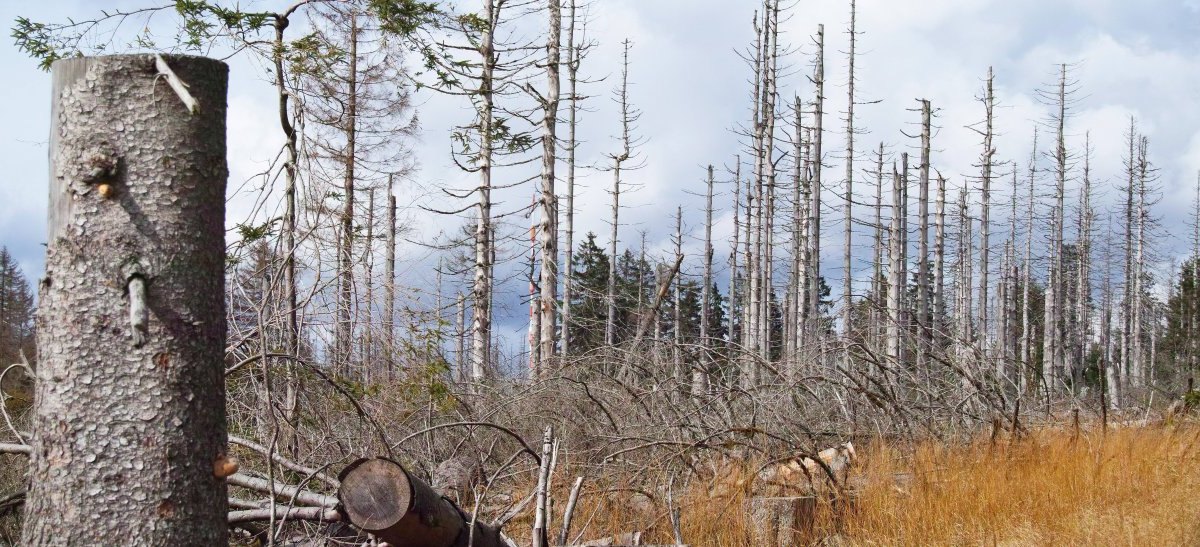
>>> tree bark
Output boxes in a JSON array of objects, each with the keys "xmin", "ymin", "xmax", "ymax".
[
  {"xmin": 538, "ymin": 0, "xmax": 562, "ymax": 371},
  {"xmin": 25, "ymin": 54, "xmax": 229, "ymax": 545}
]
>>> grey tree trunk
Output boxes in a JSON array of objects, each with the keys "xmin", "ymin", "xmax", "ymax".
[
  {"xmin": 472, "ymin": 0, "xmax": 499, "ymax": 382},
  {"xmin": 673, "ymin": 207, "xmax": 684, "ymax": 383},
  {"xmin": 538, "ymin": 0, "xmax": 562, "ymax": 371},
  {"xmin": 363, "ymin": 188, "xmax": 375, "ymax": 377},
  {"xmin": 25, "ymin": 54, "xmax": 229, "ymax": 545},
  {"xmin": 696, "ymin": 165, "xmax": 714, "ymax": 396},
  {"xmin": 808, "ymin": 24, "xmax": 826, "ymax": 348},
  {"xmin": 1020, "ymin": 130, "xmax": 1039, "ymax": 395},
  {"xmin": 933, "ymin": 172, "xmax": 946, "ymax": 346},
  {"xmin": 886, "ymin": 162, "xmax": 903, "ymax": 362},
  {"xmin": 873, "ymin": 144, "xmax": 885, "ymax": 351},
  {"xmin": 842, "ymin": 0, "xmax": 857, "ymax": 372},
  {"xmin": 917, "ymin": 100, "xmax": 931, "ymax": 368},
  {"xmin": 729, "ymin": 158, "xmax": 742, "ymax": 355},
  {"xmin": 560, "ymin": 0, "xmax": 580, "ymax": 358},
  {"xmin": 272, "ymin": 14, "xmax": 301, "ymax": 453},
  {"xmin": 1042, "ymin": 64, "xmax": 1068, "ymax": 393},
  {"xmin": 606, "ymin": 41, "xmax": 634, "ymax": 348},
  {"xmin": 386, "ymin": 175, "xmax": 397, "ymax": 379},
  {"xmin": 978, "ymin": 68, "xmax": 995, "ymax": 366},
  {"xmin": 337, "ymin": 14, "xmax": 360, "ymax": 377}
]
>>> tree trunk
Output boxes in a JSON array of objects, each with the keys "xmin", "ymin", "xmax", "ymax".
[
  {"xmin": 472, "ymin": 0, "xmax": 499, "ymax": 382},
  {"xmin": 387, "ymin": 175, "xmax": 397, "ymax": 379},
  {"xmin": 561, "ymin": 0, "xmax": 580, "ymax": 358},
  {"xmin": 842, "ymin": 0, "xmax": 857, "ymax": 376},
  {"xmin": 808, "ymin": 24, "xmax": 825, "ymax": 351},
  {"xmin": 917, "ymin": 100, "xmax": 931, "ymax": 369},
  {"xmin": 538, "ymin": 0, "xmax": 562, "ymax": 371},
  {"xmin": 697, "ymin": 165, "xmax": 714, "ymax": 396},
  {"xmin": 339, "ymin": 458, "xmax": 508, "ymax": 547},
  {"xmin": 25, "ymin": 53, "xmax": 229, "ymax": 545},
  {"xmin": 979, "ymin": 69, "xmax": 995, "ymax": 369},
  {"xmin": 338, "ymin": 13, "xmax": 360, "ymax": 377},
  {"xmin": 886, "ymin": 162, "xmax": 903, "ymax": 362}
]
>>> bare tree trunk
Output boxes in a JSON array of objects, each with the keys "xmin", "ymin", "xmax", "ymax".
[
  {"xmin": 1073, "ymin": 136, "xmax": 1094, "ymax": 390},
  {"xmin": 957, "ymin": 187, "xmax": 974, "ymax": 361},
  {"xmin": 538, "ymin": 0, "xmax": 562, "ymax": 371},
  {"xmin": 25, "ymin": 54, "xmax": 229, "ymax": 545},
  {"xmin": 873, "ymin": 144, "xmax": 885, "ymax": 351},
  {"xmin": 886, "ymin": 162, "xmax": 903, "ymax": 363},
  {"xmin": 363, "ymin": 187, "xmax": 375, "ymax": 379},
  {"xmin": 472, "ymin": 0, "xmax": 500, "ymax": 381},
  {"xmin": 273, "ymin": 14, "xmax": 301, "ymax": 456},
  {"xmin": 917, "ymin": 100, "xmax": 931, "ymax": 369},
  {"xmin": 337, "ymin": 13, "xmax": 361, "ymax": 377},
  {"xmin": 789, "ymin": 107, "xmax": 806, "ymax": 364},
  {"xmin": 561, "ymin": 0, "xmax": 580, "ymax": 358},
  {"xmin": 387, "ymin": 174, "xmax": 397, "ymax": 379},
  {"xmin": 729, "ymin": 158, "xmax": 742, "ymax": 354},
  {"xmin": 1042, "ymin": 64, "xmax": 1068, "ymax": 393},
  {"xmin": 1132, "ymin": 136, "xmax": 1149, "ymax": 391},
  {"xmin": 674, "ymin": 207, "xmax": 684, "ymax": 384},
  {"xmin": 934, "ymin": 172, "xmax": 946, "ymax": 347},
  {"xmin": 606, "ymin": 41, "xmax": 634, "ymax": 348},
  {"xmin": 978, "ymin": 68, "xmax": 995, "ymax": 370},
  {"xmin": 842, "ymin": 0, "xmax": 858, "ymax": 372},
  {"xmin": 696, "ymin": 165, "xmax": 715, "ymax": 396},
  {"xmin": 1020, "ymin": 130, "xmax": 1038, "ymax": 395},
  {"xmin": 808, "ymin": 24, "xmax": 826, "ymax": 351},
  {"xmin": 746, "ymin": 7, "xmax": 767, "ymax": 371}
]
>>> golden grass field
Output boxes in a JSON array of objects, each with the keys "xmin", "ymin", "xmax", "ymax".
[{"xmin": 550, "ymin": 423, "xmax": 1200, "ymax": 546}]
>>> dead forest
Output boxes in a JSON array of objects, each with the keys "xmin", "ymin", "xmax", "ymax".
[{"xmin": 3, "ymin": 0, "xmax": 1200, "ymax": 545}]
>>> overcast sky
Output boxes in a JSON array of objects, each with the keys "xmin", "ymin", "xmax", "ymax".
[{"xmin": 3, "ymin": 0, "xmax": 1200, "ymax": 353}]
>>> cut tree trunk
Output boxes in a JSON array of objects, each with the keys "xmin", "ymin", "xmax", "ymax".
[
  {"xmin": 338, "ymin": 457, "xmax": 508, "ymax": 547},
  {"xmin": 24, "ymin": 54, "xmax": 229, "ymax": 545}
]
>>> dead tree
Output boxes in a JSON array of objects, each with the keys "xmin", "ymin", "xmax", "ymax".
[
  {"xmin": 886, "ymin": 161, "xmax": 904, "ymax": 362},
  {"xmin": 560, "ymin": 0, "xmax": 591, "ymax": 358},
  {"xmin": 697, "ymin": 165, "xmax": 715, "ymax": 396},
  {"xmin": 977, "ymin": 68, "xmax": 996, "ymax": 366},
  {"xmin": 808, "ymin": 23, "xmax": 826, "ymax": 352},
  {"xmin": 536, "ymin": 0, "xmax": 563, "ymax": 372},
  {"xmin": 841, "ymin": 0, "xmax": 859, "ymax": 372},
  {"xmin": 24, "ymin": 54, "xmax": 229, "ymax": 544},
  {"xmin": 917, "ymin": 100, "xmax": 932, "ymax": 366},
  {"xmin": 605, "ymin": 40, "xmax": 641, "ymax": 348}
]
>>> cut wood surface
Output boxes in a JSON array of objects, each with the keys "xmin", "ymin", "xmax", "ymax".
[{"xmin": 338, "ymin": 457, "xmax": 510, "ymax": 547}]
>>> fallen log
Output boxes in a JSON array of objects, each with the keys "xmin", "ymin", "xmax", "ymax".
[
  {"xmin": 227, "ymin": 473, "xmax": 338, "ymax": 509},
  {"xmin": 227, "ymin": 506, "xmax": 340, "ymax": 525},
  {"xmin": 338, "ymin": 457, "xmax": 513, "ymax": 547}
]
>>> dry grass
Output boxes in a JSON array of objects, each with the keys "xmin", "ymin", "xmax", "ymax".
[
  {"xmin": 552, "ymin": 423, "xmax": 1200, "ymax": 546},
  {"xmin": 843, "ymin": 424, "xmax": 1200, "ymax": 546}
]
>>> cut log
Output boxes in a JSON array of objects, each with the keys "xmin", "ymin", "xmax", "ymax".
[
  {"xmin": 745, "ymin": 496, "xmax": 816, "ymax": 547},
  {"xmin": 338, "ymin": 457, "xmax": 508, "ymax": 547}
]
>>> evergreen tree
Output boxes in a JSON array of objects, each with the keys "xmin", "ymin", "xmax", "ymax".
[
  {"xmin": 568, "ymin": 233, "xmax": 610, "ymax": 353},
  {"xmin": 0, "ymin": 247, "xmax": 34, "ymax": 365}
]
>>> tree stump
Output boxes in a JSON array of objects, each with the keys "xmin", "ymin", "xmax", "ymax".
[
  {"xmin": 746, "ymin": 496, "xmax": 816, "ymax": 547},
  {"xmin": 23, "ymin": 54, "xmax": 229, "ymax": 545}
]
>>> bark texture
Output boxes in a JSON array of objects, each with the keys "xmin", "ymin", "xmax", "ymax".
[{"xmin": 25, "ymin": 54, "xmax": 229, "ymax": 545}]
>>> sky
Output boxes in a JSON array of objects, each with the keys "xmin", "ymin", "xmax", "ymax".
[{"xmin": 3, "ymin": 0, "xmax": 1200, "ymax": 355}]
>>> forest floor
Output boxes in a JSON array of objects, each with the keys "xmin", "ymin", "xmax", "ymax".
[{"xmin": 552, "ymin": 421, "xmax": 1200, "ymax": 546}]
